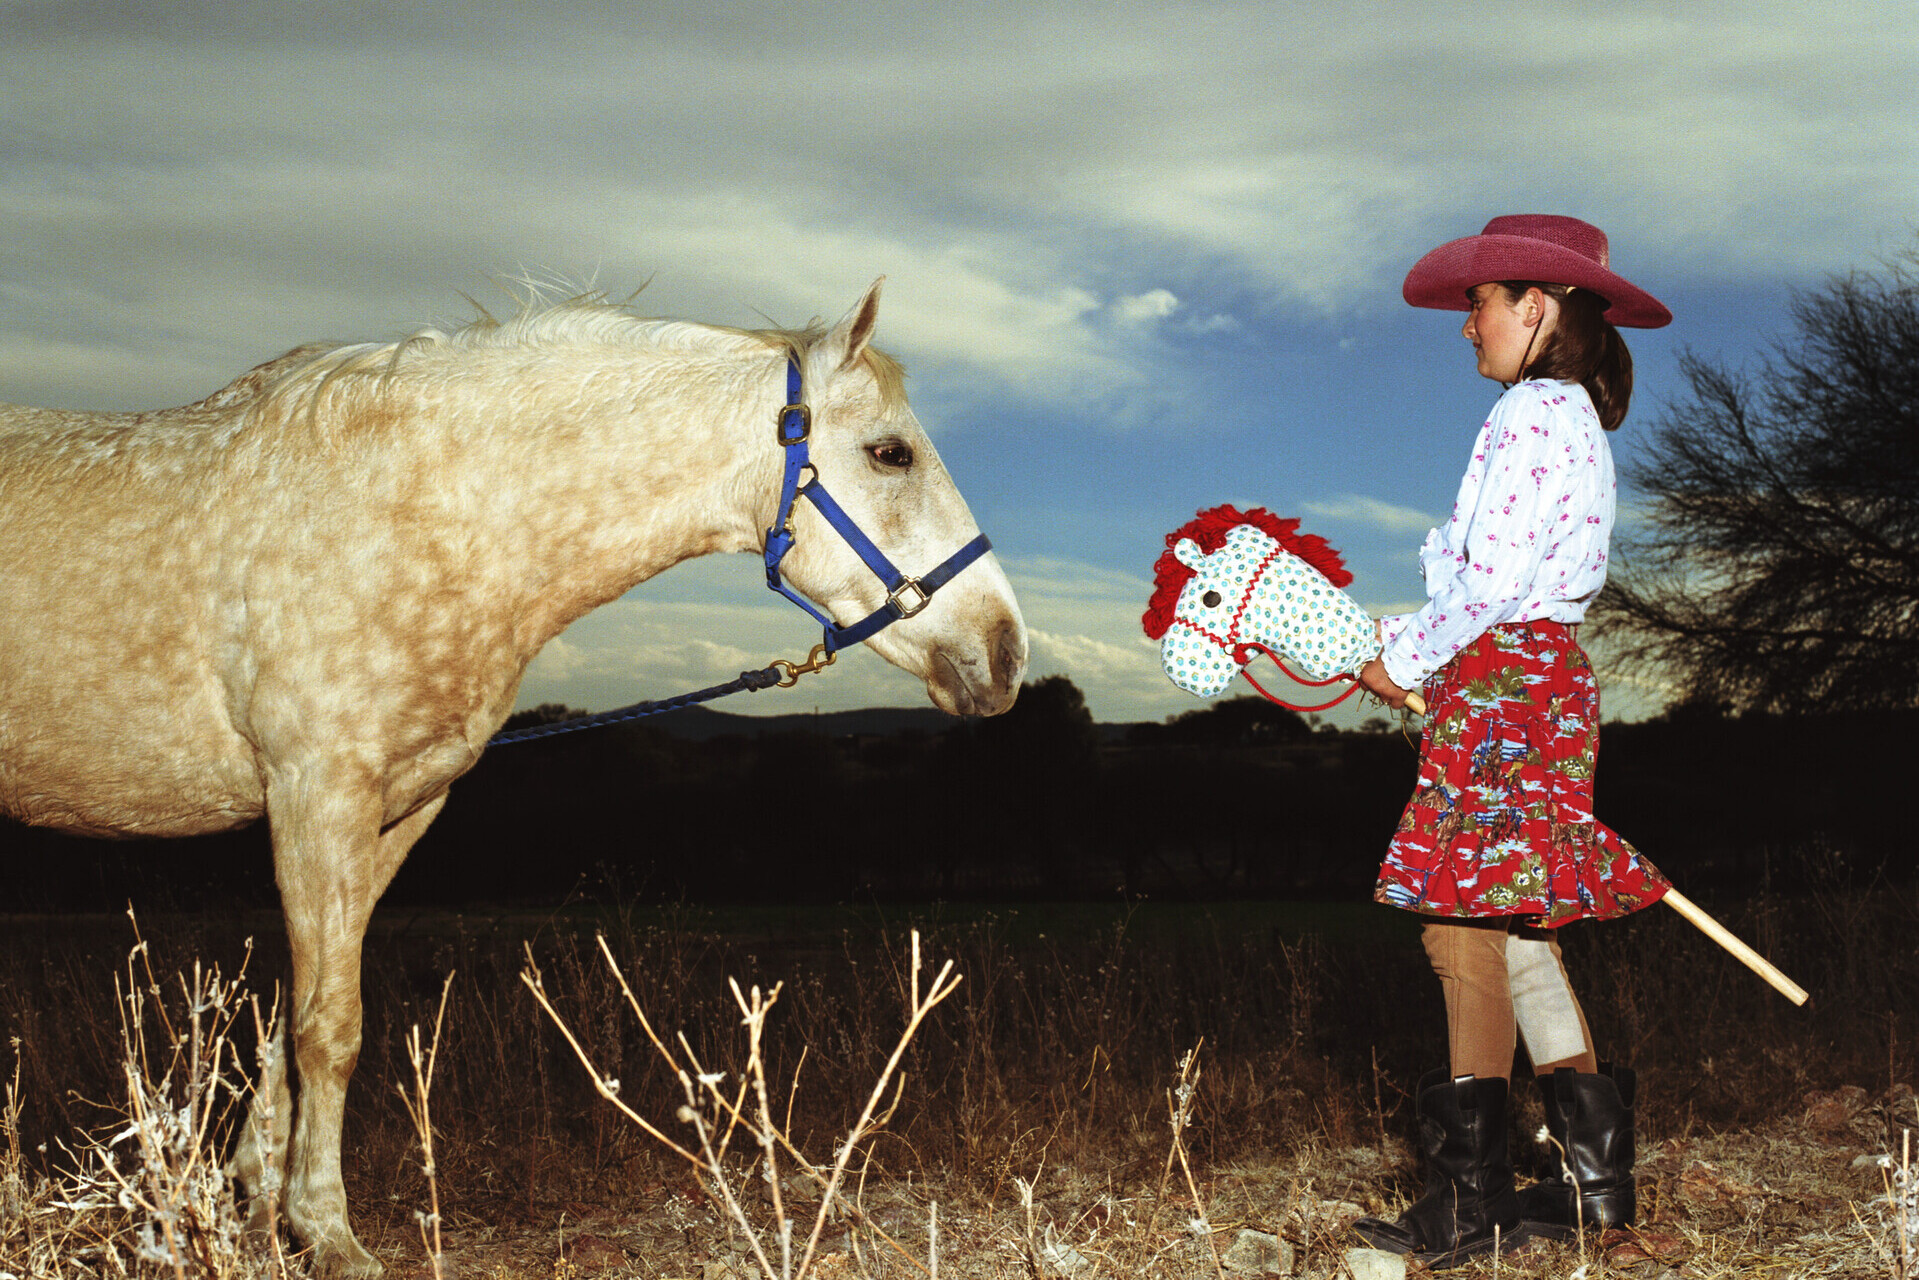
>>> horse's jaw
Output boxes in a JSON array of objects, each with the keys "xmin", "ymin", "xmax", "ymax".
[{"xmin": 864, "ymin": 563, "xmax": 1028, "ymax": 717}]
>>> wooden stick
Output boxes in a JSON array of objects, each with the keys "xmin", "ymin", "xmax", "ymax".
[
  {"xmin": 1405, "ymin": 691, "xmax": 1427, "ymax": 716},
  {"xmin": 1661, "ymin": 887, "xmax": 1808, "ymax": 1005}
]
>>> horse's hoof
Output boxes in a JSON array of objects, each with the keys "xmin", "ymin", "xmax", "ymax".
[{"xmin": 312, "ymin": 1238, "xmax": 385, "ymax": 1280}]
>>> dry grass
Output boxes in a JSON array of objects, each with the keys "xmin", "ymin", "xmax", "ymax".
[
  {"xmin": 1, "ymin": 879, "xmax": 1916, "ymax": 1277},
  {"xmin": 0, "ymin": 918, "xmax": 286, "ymax": 1279}
]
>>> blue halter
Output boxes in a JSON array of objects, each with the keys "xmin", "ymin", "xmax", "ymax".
[
  {"xmin": 762, "ymin": 354, "xmax": 992, "ymax": 654},
  {"xmin": 490, "ymin": 353, "xmax": 993, "ymax": 746}
]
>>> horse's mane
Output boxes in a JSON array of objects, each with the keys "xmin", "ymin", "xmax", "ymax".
[
  {"xmin": 250, "ymin": 290, "xmax": 908, "ymax": 426},
  {"xmin": 1140, "ymin": 504, "xmax": 1353, "ymax": 639}
]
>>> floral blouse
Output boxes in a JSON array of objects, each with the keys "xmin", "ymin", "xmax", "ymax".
[{"xmin": 1377, "ymin": 379, "xmax": 1616, "ymax": 690}]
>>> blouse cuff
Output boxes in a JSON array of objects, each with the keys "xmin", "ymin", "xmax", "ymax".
[
  {"xmin": 1380, "ymin": 648, "xmax": 1427, "ymax": 695},
  {"xmin": 1376, "ymin": 615, "xmax": 1427, "ymax": 691}
]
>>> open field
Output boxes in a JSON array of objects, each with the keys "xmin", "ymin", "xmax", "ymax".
[{"xmin": 2, "ymin": 885, "xmax": 1916, "ymax": 1278}]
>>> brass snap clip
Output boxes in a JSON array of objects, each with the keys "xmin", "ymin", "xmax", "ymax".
[{"xmin": 771, "ymin": 643, "xmax": 837, "ymax": 688}]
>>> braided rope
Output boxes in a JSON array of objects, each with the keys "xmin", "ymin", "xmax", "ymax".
[{"xmin": 487, "ymin": 664, "xmax": 786, "ymax": 746}]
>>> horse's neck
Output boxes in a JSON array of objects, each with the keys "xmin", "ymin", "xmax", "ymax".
[{"xmin": 321, "ymin": 340, "xmax": 780, "ymax": 651}]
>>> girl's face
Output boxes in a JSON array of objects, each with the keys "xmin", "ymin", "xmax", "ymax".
[{"xmin": 1461, "ymin": 283, "xmax": 1548, "ymax": 382}]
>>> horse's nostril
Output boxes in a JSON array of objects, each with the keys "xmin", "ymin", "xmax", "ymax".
[{"xmin": 993, "ymin": 619, "xmax": 1026, "ymax": 688}]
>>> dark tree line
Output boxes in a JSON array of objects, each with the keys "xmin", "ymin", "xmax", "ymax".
[
  {"xmin": 3, "ymin": 682, "xmax": 1911, "ymax": 912},
  {"xmin": 1599, "ymin": 247, "xmax": 1919, "ymax": 713}
]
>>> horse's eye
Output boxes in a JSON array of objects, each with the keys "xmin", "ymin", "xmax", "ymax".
[
  {"xmin": 1201, "ymin": 590, "xmax": 1222, "ymax": 608},
  {"xmin": 869, "ymin": 441, "xmax": 914, "ymax": 469}
]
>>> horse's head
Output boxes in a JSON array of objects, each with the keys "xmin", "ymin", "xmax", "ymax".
[
  {"xmin": 772, "ymin": 281, "xmax": 1027, "ymax": 716},
  {"xmin": 1143, "ymin": 505, "xmax": 1360, "ymax": 699},
  {"xmin": 1152, "ymin": 524, "xmax": 1275, "ymax": 697}
]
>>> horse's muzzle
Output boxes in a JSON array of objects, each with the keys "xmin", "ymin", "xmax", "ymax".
[{"xmin": 929, "ymin": 616, "xmax": 1026, "ymax": 716}]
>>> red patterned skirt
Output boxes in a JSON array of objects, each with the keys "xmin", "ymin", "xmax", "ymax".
[{"xmin": 1374, "ymin": 621, "xmax": 1669, "ymax": 927}]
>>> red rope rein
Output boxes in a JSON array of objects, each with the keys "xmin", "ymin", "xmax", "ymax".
[{"xmin": 1231, "ymin": 642, "xmax": 1367, "ymax": 714}]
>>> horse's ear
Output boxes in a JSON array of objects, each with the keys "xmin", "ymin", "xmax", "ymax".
[
  {"xmin": 1173, "ymin": 537, "xmax": 1206, "ymax": 570},
  {"xmin": 820, "ymin": 278, "xmax": 885, "ymax": 373}
]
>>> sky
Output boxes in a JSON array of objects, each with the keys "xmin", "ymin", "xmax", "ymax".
[{"xmin": 4, "ymin": 0, "xmax": 1915, "ymax": 729}]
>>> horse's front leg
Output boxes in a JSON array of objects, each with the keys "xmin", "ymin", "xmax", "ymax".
[{"xmin": 268, "ymin": 772, "xmax": 447, "ymax": 1280}]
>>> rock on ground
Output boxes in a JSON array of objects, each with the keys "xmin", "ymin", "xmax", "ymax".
[
  {"xmin": 1222, "ymin": 1227, "xmax": 1293, "ymax": 1274},
  {"xmin": 1342, "ymin": 1246, "xmax": 1407, "ymax": 1280}
]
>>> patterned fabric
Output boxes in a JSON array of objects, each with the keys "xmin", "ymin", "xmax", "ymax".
[
  {"xmin": 1374, "ymin": 621, "xmax": 1669, "ymax": 927},
  {"xmin": 1378, "ymin": 380, "xmax": 1617, "ymax": 691},
  {"xmin": 1159, "ymin": 523, "xmax": 1378, "ymax": 698}
]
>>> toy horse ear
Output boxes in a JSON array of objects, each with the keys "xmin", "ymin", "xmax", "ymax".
[
  {"xmin": 1173, "ymin": 537, "xmax": 1206, "ymax": 570},
  {"xmin": 820, "ymin": 278, "xmax": 885, "ymax": 373},
  {"xmin": 1225, "ymin": 523, "xmax": 1266, "ymax": 547}
]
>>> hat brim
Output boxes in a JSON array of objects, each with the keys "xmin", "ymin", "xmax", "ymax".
[{"xmin": 1403, "ymin": 234, "xmax": 1671, "ymax": 328}]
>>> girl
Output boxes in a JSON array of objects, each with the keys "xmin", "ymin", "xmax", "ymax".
[{"xmin": 1350, "ymin": 215, "xmax": 1672, "ymax": 1265}]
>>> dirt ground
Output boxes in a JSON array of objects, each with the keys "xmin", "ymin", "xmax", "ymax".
[
  {"xmin": 332, "ymin": 1083, "xmax": 1911, "ymax": 1280},
  {"xmin": 5, "ymin": 898, "xmax": 1913, "ymax": 1280}
]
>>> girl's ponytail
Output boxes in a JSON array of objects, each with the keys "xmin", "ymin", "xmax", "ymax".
[{"xmin": 1501, "ymin": 282, "xmax": 1635, "ymax": 430}]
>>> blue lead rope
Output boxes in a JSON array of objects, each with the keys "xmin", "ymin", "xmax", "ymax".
[
  {"xmin": 489, "ymin": 354, "xmax": 991, "ymax": 748},
  {"xmin": 487, "ymin": 664, "xmax": 785, "ymax": 745}
]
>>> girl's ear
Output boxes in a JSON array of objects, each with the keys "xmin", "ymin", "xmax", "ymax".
[{"xmin": 1522, "ymin": 285, "xmax": 1552, "ymax": 329}]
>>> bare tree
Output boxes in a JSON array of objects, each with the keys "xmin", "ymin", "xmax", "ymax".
[{"xmin": 1597, "ymin": 249, "xmax": 1919, "ymax": 713}]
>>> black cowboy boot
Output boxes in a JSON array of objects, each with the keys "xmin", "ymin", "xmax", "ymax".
[
  {"xmin": 1518, "ymin": 1063, "xmax": 1636, "ymax": 1237},
  {"xmin": 1353, "ymin": 1070, "xmax": 1527, "ymax": 1266}
]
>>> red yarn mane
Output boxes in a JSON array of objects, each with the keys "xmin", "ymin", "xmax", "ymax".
[{"xmin": 1141, "ymin": 505, "xmax": 1353, "ymax": 639}]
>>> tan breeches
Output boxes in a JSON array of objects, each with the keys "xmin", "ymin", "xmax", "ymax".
[{"xmin": 1421, "ymin": 918, "xmax": 1598, "ymax": 1081}]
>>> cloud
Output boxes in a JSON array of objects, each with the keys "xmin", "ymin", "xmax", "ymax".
[
  {"xmin": 1300, "ymin": 495, "xmax": 1439, "ymax": 535},
  {"xmin": 524, "ymin": 634, "xmax": 590, "ymax": 684},
  {"xmin": 1181, "ymin": 312, "xmax": 1242, "ymax": 336},
  {"xmin": 1027, "ymin": 629, "xmax": 1158, "ymax": 681},
  {"xmin": 1000, "ymin": 554, "xmax": 1150, "ymax": 604},
  {"xmin": 6, "ymin": 0, "xmax": 1913, "ymax": 418},
  {"xmin": 1112, "ymin": 289, "xmax": 1179, "ymax": 326}
]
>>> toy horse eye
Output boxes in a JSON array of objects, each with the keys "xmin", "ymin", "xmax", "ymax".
[{"xmin": 1201, "ymin": 590, "xmax": 1222, "ymax": 608}]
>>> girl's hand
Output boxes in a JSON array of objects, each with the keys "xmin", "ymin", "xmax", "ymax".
[{"xmin": 1359, "ymin": 657, "xmax": 1412, "ymax": 709}]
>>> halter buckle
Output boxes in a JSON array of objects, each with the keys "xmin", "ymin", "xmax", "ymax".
[
  {"xmin": 777, "ymin": 403, "xmax": 812, "ymax": 445},
  {"xmin": 888, "ymin": 577, "xmax": 931, "ymax": 619}
]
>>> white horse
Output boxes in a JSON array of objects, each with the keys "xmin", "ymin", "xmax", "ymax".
[{"xmin": 0, "ymin": 280, "xmax": 1026, "ymax": 1277}]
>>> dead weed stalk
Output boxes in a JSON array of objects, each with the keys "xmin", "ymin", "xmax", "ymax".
[
  {"xmin": 396, "ymin": 972, "xmax": 456, "ymax": 1280},
  {"xmin": 1133, "ymin": 1041, "xmax": 1226, "ymax": 1280},
  {"xmin": 1869, "ymin": 1127, "xmax": 1919, "ymax": 1279},
  {"xmin": 523, "ymin": 927, "xmax": 961, "ymax": 1280},
  {"xmin": 2, "ymin": 1036, "xmax": 32, "ymax": 1277}
]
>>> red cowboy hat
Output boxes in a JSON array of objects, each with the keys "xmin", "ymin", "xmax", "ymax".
[{"xmin": 1402, "ymin": 214, "xmax": 1671, "ymax": 328}]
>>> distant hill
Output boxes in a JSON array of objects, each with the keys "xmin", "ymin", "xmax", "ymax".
[
  {"xmin": 639, "ymin": 704, "xmax": 1162, "ymax": 743},
  {"xmin": 641, "ymin": 704, "xmax": 958, "ymax": 740}
]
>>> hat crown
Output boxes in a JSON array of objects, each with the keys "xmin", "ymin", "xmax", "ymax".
[{"xmin": 1481, "ymin": 214, "xmax": 1610, "ymax": 271}]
